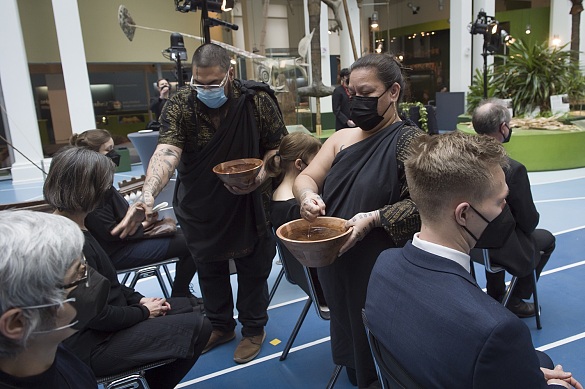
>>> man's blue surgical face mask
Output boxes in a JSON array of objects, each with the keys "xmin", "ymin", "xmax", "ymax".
[
  {"xmin": 197, "ymin": 87, "xmax": 228, "ymax": 109},
  {"xmin": 191, "ymin": 71, "xmax": 230, "ymax": 109}
]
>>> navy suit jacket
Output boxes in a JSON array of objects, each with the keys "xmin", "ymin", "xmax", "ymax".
[{"xmin": 365, "ymin": 242, "xmax": 554, "ymax": 389}]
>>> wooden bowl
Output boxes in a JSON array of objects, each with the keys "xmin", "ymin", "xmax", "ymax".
[
  {"xmin": 212, "ymin": 158, "xmax": 263, "ymax": 188},
  {"xmin": 276, "ymin": 217, "xmax": 351, "ymax": 268}
]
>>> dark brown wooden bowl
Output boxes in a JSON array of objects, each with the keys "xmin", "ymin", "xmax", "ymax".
[
  {"xmin": 212, "ymin": 158, "xmax": 263, "ymax": 188},
  {"xmin": 276, "ymin": 216, "xmax": 351, "ymax": 268}
]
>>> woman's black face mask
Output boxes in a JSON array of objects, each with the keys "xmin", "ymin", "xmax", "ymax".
[
  {"xmin": 105, "ymin": 149, "xmax": 121, "ymax": 167},
  {"xmin": 349, "ymin": 88, "xmax": 393, "ymax": 132}
]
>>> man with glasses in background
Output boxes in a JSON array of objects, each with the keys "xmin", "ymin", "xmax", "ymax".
[
  {"xmin": 472, "ymin": 98, "xmax": 555, "ymax": 318},
  {"xmin": 132, "ymin": 43, "xmax": 287, "ymax": 364}
]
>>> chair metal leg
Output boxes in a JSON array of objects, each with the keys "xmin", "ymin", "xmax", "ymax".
[
  {"xmin": 501, "ymin": 276, "xmax": 519, "ymax": 307},
  {"xmin": 155, "ymin": 267, "xmax": 171, "ymax": 298},
  {"xmin": 532, "ymin": 270, "xmax": 542, "ymax": 329},
  {"xmin": 280, "ymin": 297, "xmax": 312, "ymax": 361},
  {"xmin": 326, "ymin": 365, "xmax": 342, "ymax": 389},
  {"xmin": 121, "ymin": 272, "xmax": 131, "ymax": 286},
  {"xmin": 269, "ymin": 267, "xmax": 285, "ymax": 304},
  {"xmin": 162, "ymin": 264, "xmax": 175, "ymax": 288},
  {"xmin": 129, "ymin": 272, "xmax": 141, "ymax": 289}
]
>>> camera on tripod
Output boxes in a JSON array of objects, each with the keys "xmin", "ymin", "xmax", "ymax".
[
  {"xmin": 162, "ymin": 33, "xmax": 190, "ymax": 87},
  {"xmin": 175, "ymin": 0, "xmax": 234, "ymax": 13},
  {"xmin": 169, "ymin": 32, "xmax": 187, "ymax": 61},
  {"xmin": 175, "ymin": 0, "xmax": 238, "ymax": 44},
  {"xmin": 468, "ymin": 10, "xmax": 510, "ymax": 53}
]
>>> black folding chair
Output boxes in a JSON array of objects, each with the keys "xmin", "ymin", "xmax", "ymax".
[
  {"xmin": 96, "ymin": 358, "xmax": 176, "ymax": 389},
  {"xmin": 117, "ymin": 257, "xmax": 179, "ymax": 298},
  {"xmin": 362, "ymin": 310, "xmax": 423, "ymax": 389},
  {"xmin": 476, "ymin": 248, "xmax": 542, "ymax": 329},
  {"xmin": 273, "ymin": 231, "xmax": 341, "ymax": 388}
]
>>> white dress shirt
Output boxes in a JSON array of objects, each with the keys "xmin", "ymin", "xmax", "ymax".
[{"xmin": 412, "ymin": 233, "xmax": 471, "ymax": 273}]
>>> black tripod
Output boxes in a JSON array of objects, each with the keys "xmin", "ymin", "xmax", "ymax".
[{"xmin": 482, "ymin": 40, "xmax": 489, "ymax": 99}]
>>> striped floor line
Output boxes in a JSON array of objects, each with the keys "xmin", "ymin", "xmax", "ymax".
[
  {"xmin": 535, "ymin": 196, "xmax": 585, "ymax": 204},
  {"xmin": 176, "ymin": 337, "xmax": 331, "ymax": 387},
  {"xmin": 537, "ymin": 332, "xmax": 585, "ymax": 352},
  {"xmin": 531, "ymin": 176, "xmax": 585, "ymax": 185}
]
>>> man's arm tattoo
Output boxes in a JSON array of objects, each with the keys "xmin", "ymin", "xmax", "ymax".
[{"xmin": 144, "ymin": 148, "xmax": 180, "ymax": 198}]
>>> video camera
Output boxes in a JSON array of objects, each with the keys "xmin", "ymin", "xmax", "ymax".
[
  {"xmin": 169, "ymin": 32, "xmax": 187, "ymax": 61},
  {"xmin": 175, "ymin": 0, "xmax": 234, "ymax": 14},
  {"xmin": 469, "ymin": 11, "xmax": 496, "ymax": 36},
  {"xmin": 174, "ymin": 0, "xmax": 239, "ymax": 39},
  {"xmin": 468, "ymin": 10, "xmax": 512, "ymax": 53}
]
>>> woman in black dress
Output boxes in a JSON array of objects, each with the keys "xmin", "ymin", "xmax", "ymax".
[{"xmin": 293, "ymin": 54, "xmax": 423, "ymax": 388}]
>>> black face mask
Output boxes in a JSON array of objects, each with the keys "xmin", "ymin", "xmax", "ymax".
[
  {"xmin": 462, "ymin": 203, "xmax": 516, "ymax": 249},
  {"xmin": 503, "ymin": 127, "xmax": 513, "ymax": 143},
  {"xmin": 105, "ymin": 149, "xmax": 121, "ymax": 167},
  {"xmin": 349, "ymin": 88, "xmax": 393, "ymax": 132},
  {"xmin": 67, "ymin": 266, "xmax": 110, "ymax": 330}
]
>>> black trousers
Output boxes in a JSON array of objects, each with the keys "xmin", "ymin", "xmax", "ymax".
[
  {"xmin": 196, "ymin": 232, "xmax": 275, "ymax": 337},
  {"xmin": 487, "ymin": 229, "xmax": 556, "ymax": 300},
  {"xmin": 90, "ymin": 298, "xmax": 211, "ymax": 389}
]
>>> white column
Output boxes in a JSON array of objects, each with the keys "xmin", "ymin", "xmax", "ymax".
[
  {"xmin": 52, "ymin": 0, "xmax": 95, "ymax": 133},
  {"xmin": 472, "ymin": 0, "xmax": 495, "ymax": 80},
  {"xmin": 550, "ymin": 0, "xmax": 571, "ymax": 49},
  {"xmin": 339, "ymin": 0, "xmax": 361, "ymax": 67},
  {"xmin": 449, "ymin": 0, "xmax": 473, "ymax": 94},
  {"xmin": 302, "ymin": 0, "xmax": 319, "ymax": 114},
  {"xmin": 321, "ymin": 2, "xmax": 333, "ymax": 114},
  {"xmin": 0, "ymin": 0, "xmax": 44, "ymax": 183}
]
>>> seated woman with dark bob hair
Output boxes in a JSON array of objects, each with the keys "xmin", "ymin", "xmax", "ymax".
[
  {"xmin": 43, "ymin": 147, "xmax": 211, "ymax": 389},
  {"xmin": 70, "ymin": 129, "xmax": 198, "ymax": 301}
]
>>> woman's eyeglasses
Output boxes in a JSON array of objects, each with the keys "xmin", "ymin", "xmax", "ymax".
[{"xmin": 60, "ymin": 255, "xmax": 89, "ymax": 289}]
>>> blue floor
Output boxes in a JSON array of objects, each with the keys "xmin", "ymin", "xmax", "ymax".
[{"xmin": 1, "ymin": 163, "xmax": 584, "ymax": 388}]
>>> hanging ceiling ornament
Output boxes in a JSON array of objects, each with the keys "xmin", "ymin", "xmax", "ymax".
[{"xmin": 116, "ymin": 5, "xmax": 266, "ymax": 60}]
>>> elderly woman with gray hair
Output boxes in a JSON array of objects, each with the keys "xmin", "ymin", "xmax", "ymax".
[
  {"xmin": 43, "ymin": 147, "xmax": 211, "ymax": 389},
  {"xmin": 0, "ymin": 210, "xmax": 109, "ymax": 388}
]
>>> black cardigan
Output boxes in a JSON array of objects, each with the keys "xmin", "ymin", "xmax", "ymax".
[{"xmin": 63, "ymin": 231, "xmax": 149, "ymax": 364}]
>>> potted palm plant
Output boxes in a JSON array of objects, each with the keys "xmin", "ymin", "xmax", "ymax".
[
  {"xmin": 494, "ymin": 39, "xmax": 584, "ymax": 115},
  {"xmin": 467, "ymin": 39, "xmax": 585, "ymax": 116}
]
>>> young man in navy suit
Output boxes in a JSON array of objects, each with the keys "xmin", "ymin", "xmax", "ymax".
[
  {"xmin": 365, "ymin": 132, "xmax": 581, "ymax": 388},
  {"xmin": 472, "ymin": 99, "xmax": 555, "ymax": 318}
]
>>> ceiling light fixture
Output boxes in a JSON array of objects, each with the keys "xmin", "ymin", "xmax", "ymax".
[{"xmin": 371, "ymin": 11, "xmax": 379, "ymax": 28}]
